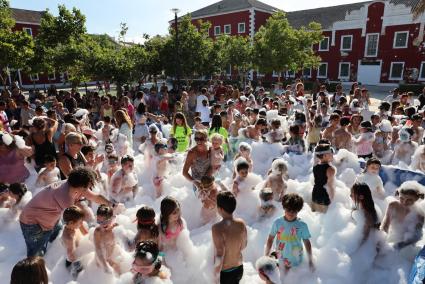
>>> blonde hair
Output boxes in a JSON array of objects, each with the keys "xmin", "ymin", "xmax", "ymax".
[
  {"xmin": 210, "ymin": 133, "xmax": 224, "ymax": 144},
  {"xmin": 115, "ymin": 109, "xmax": 133, "ymax": 129},
  {"xmin": 65, "ymin": 132, "xmax": 83, "ymax": 145}
]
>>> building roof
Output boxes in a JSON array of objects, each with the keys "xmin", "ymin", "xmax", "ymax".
[
  {"xmin": 190, "ymin": 0, "xmax": 277, "ymax": 18},
  {"xmin": 11, "ymin": 8, "xmax": 44, "ymax": 24},
  {"xmin": 286, "ymin": 0, "xmax": 420, "ymax": 30}
]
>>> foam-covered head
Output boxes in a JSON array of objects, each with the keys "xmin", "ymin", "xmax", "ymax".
[
  {"xmin": 255, "ymin": 256, "xmax": 280, "ymax": 284},
  {"xmin": 271, "ymin": 158, "xmax": 288, "ymax": 175},
  {"xmin": 379, "ymin": 120, "xmax": 393, "ymax": 133},
  {"xmin": 399, "ymin": 127, "xmax": 414, "ymax": 142}
]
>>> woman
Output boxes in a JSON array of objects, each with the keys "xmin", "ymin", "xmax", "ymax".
[
  {"xmin": 100, "ymin": 96, "xmax": 113, "ymax": 120},
  {"xmin": 122, "ymin": 96, "xmax": 135, "ymax": 123},
  {"xmin": 182, "ymin": 129, "xmax": 212, "ymax": 193},
  {"xmin": 0, "ymin": 132, "xmax": 32, "ymax": 183},
  {"xmin": 26, "ymin": 117, "xmax": 58, "ymax": 172},
  {"xmin": 347, "ymin": 114, "xmax": 363, "ymax": 137},
  {"xmin": 10, "ymin": 256, "xmax": 48, "ymax": 284},
  {"xmin": 170, "ymin": 112, "xmax": 192, "ymax": 153},
  {"xmin": 58, "ymin": 132, "xmax": 86, "ymax": 179},
  {"xmin": 209, "ymin": 114, "xmax": 229, "ymax": 155},
  {"xmin": 115, "ymin": 109, "xmax": 133, "ymax": 148}
]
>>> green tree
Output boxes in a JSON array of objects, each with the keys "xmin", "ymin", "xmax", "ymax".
[
  {"xmin": 0, "ymin": 0, "xmax": 34, "ymax": 87},
  {"xmin": 253, "ymin": 11, "xmax": 322, "ymax": 81}
]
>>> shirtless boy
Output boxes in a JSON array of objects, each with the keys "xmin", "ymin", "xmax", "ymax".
[
  {"xmin": 322, "ymin": 113, "xmax": 340, "ymax": 142},
  {"xmin": 212, "ymin": 191, "xmax": 247, "ymax": 284},
  {"xmin": 152, "ymin": 141, "xmax": 173, "ymax": 197},
  {"xmin": 332, "ymin": 117, "xmax": 352, "ymax": 151},
  {"xmin": 264, "ymin": 158, "xmax": 288, "ymax": 201}
]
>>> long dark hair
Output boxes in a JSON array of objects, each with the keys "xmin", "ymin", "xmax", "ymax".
[
  {"xmin": 351, "ymin": 183, "xmax": 378, "ymax": 227},
  {"xmin": 136, "ymin": 206, "xmax": 159, "ymax": 238},
  {"xmin": 135, "ymin": 241, "xmax": 162, "ymax": 271},
  {"xmin": 10, "ymin": 256, "xmax": 48, "ymax": 284},
  {"xmin": 9, "ymin": 183, "xmax": 27, "ymax": 204},
  {"xmin": 172, "ymin": 112, "xmax": 189, "ymax": 136},
  {"xmin": 210, "ymin": 114, "xmax": 222, "ymax": 134},
  {"xmin": 160, "ymin": 196, "xmax": 182, "ymax": 234}
]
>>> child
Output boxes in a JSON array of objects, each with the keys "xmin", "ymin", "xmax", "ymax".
[
  {"xmin": 256, "ymin": 256, "xmax": 280, "ymax": 284},
  {"xmin": 193, "ymin": 116, "xmax": 206, "ymax": 131},
  {"xmin": 36, "ymin": 154, "xmax": 60, "ymax": 187},
  {"xmin": 381, "ymin": 182, "xmax": 425, "ymax": 250},
  {"xmin": 265, "ymin": 193, "xmax": 314, "ymax": 273},
  {"xmin": 356, "ymin": 158, "xmax": 385, "ymax": 200},
  {"xmin": 312, "ymin": 143, "xmax": 336, "ymax": 213},
  {"xmin": 94, "ymin": 204, "xmax": 121, "ymax": 274},
  {"xmin": 307, "ymin": 115, "xmax": 322, "ymax": 152},
  {"xmin": 106, "ymin": 154, "xmax": 119, "ymax": 182},
  {"xmin": 0, "ymin": 183, "xmax": 9, "ymax": 208},
  {"xmin": 373, "ymin": 119, "xmax": 393, "ymax": 160},
  {"xmin": 212, "ymin": 191, "xmax": 247, "ymax": 284},
  {"xmin": 159, "ymin": 196, "xmax": 185, "ymax": 251},
  {"xmin": 210, "ymin": 133, "xmax": 224, "ymax": 175},
  {"xmin": 392, "ymin": 127, "xmax": 418, "ymax": 165},
  {"xmin": 152, "ymin": 142, "xmax": 173, "ymax": 197},
  {"xmin": 353, "ymin": 121, "xmax": 375, "ymax": 160},
  {"xmin": 132, "ymin": 206, "xmax": 159, "ymax": 248},
  {"xmin": 283, "ymin": 125, "xmax": 305, "ymax": 154},
  {"xmin": 110, "ymin": 155, "xmax": 138, "ymax": 203},
  {"xmin": 167, "ymin": 138, "xmax": 178, "ymax": 155},
  {"xmin": 62, "ymin": 206, "xmax": 87, "ymax": 279},
  {"xmin": 264, "ymin": 158, "xmax": 289, "ymax": 202},
  {"xmin": 268, "ymin": 119, "xmax": 285, "ymax": 143},
  {"xmin": 197, "ymin": 175, "xmax": 219, "ymax": 224},
  {"xmin": 233, "ymin": 142, "xmax": 253, "ymax": 178},
  {"xmin": 131, "ymin": 241, "xmax": 170, "ymax": 283},
  {"xmin": 332, "ymin": 117, "xmax": 352, "ymax": 151},
  {"xmin": 134, "ymin": 115, "xmax": 149, "ymax": 146},
  {"xmin": 350, "ymin": 183, "xmax": 380, "ymax": 245},
  {"xmin": 259, "ymin": 188, "xmax": 276, "ymax": 218},
  {"xmin": 232, "ymin": 159, "xmax": 250, "ymax": 197}
]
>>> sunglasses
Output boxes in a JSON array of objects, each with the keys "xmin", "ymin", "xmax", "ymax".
[{"xmin": 194, "ymin": 137, "xmax": 206, "ymax": 142}]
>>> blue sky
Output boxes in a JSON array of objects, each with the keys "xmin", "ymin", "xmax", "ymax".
[{"xmin": 10, "ymin": 0, "xmax": 363, "ymax": 42}]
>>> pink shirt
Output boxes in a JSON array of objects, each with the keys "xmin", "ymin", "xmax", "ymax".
[
  {"xmin": 356, "ymin": 133, "xmax": 374, "ymax": 156},
  {"xmin": 20, "ymin": 182, "xmax": 75, "ymax": 230}
]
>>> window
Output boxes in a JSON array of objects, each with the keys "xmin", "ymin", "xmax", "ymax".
[
  {"xmin": 214, "ymin": 26, "xmax": 221, "ymax": 36},
  {"xmin": 238, "ymin": 23, "xmax": 245, "ymax": 33},
  {"xmin": 419, "ymin": 62, "xmax": 425, "ymax": 81},
  {"xmin": 48, "ymin": 72, "xmax": 56, "ymax": 80},
  {"xmin": 389, "ymin": 62, "xmax": 405, "ymax": 80},
  {"xmin": 286, "ymin": 70, "xmax": 295, "ymax": 78},
  {"xmin": 338, "ymin": 62, "xmax": 350, "ymax": 79},
  {"xmin": 303, "ymin": 68, "xmax": 312, "ymax": 78},
  {"xmin": 393, "ymin": 31, "xmax": 409, "ymax": 48},
  {"xmin": 317, "ymin": 63, "xmax": 328, "ymax": 78},
  {"xmin": 23, "ymin": 27, "xmax": 32, "ymax": 36},
  {"xmin": 319, "ymin": 37, "xmax": 330, "ymax": 51},
  {"xmin": 30, "ymin": 73, "xmax": 39, "ymax": 81},
  {"xmin": 224, "ymin": 24, "xmax": 231, "ymax": 34},
  {"xmin": 365, "ymin": 33, "xmax": 379, "ymax": 57},
  {"xmin": 226, "ymin": 64, "xmax": 232, "ymax": 76},
  {"xmin": 341, "ymin": 35, "xmax": 353, "ymax": 51}
]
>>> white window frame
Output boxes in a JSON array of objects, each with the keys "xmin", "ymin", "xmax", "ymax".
[
  {"xmin": 238, "ymin": 23, "xmax": 245, "ymax": 33},
  {"xmin": 48, "ymin": 72, "xmax": 56, "ymax": 80},
  {"xmin": 340, "ymin": 35, "xmax": 353, "ymax": 51},
  {"xmin": 224, "ymin": 24, "xmax": 231, "ymax": 35},
  {"xmin": 393, "ymin": 31, "xmax": 409, "ymax": 49},
  {"xmin": 214, "ymin": 26, "xmax": 221, "ymax": 36},
  {"xmin": 319, "ymin": 37, "xmax": 330, "ymax": 51},
  {"xmin": 365, "ymin": 33, "xmax": 379, "ymax": 57},
  {"xmin": 389, "ymin": 62, "xmax": 405, "ymax": 80},
  {"xmin": 338, "ymin": 62, "xmax": 351, "ymax": 79},
  {"xmin": 30, "ymin": 73, "xmax": 39, "ymax": 81},
  {"xmin": 317, "ymin": 63, "xmax": 328, "ymax": 78},
  {"xmin": 23, "ymin": 27, "xmax": 32, "ymax": 36},
  {"xmin": 272, "ymin": 71, "xmax": 279, "ymax": 77},
  {"xmin": 303, "ymin": 68, "xmax": 312, "ymax": 78},
  {"xmin": 226, "ymin": 64, "xmax": 232, "ymax": 77},
  {"xmin": 419, "ymin": 61, "xmax": 425, "ymax": 81}
]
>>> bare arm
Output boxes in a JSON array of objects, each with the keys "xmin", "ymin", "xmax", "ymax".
[
  {"xmin": 380, "ymin": 202, "xmax": 393, "ymax": 233},
  {"xmin": 326, "ymin": 166, "xmax": 336, "ymax": 200},
  {"xmin": 58, "ymin": 156, "xmax": 72, "ymax": 178},
  {"xmin": 212, "ymin": 225, "xmax": 225, "ymax": 274},
  {"xmin": 62, "ymin": 233, "xmax": 76, "ymax": 262},
  {"xmin": 264, "ymin": 235, "xmax": 274, "ymax": 256},
  {"xmin": 94, "ymin": 230, "xmax": 109, "ymax": 270},
  {"xmin": 82, "ymin": 189, "xmax": 113, "ymax": 207},
  {"xmin": 182, "ymin": 151, "xmax": 195, "ymax": 182},
  {"xmin": 110, "ymin": 175, "xmax": 122, "ymax": 195},
  {"xmin": 303, "ymin": 239, "xmax": 314, "ymax": 270}
]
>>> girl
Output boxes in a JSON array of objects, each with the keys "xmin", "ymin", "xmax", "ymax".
[
  {"xmin": 347, "ymin": 114, "xmax": 363, "ymax": 137},
  {"xmin": 110, "ymin": 155, "xmax": 138, "ymax": 203},
  {"xmin": 10, "ymin": 256, "xmax": 49, "ymax": 284},
  {"xmin": 373, "ymin": 120, "xmax": 393, "ymax": 160},
  {"xmin": 197, "ymin": 175, "xmax": 219, "ymax": 224},
  {"xmin": 132, "ymin": 241, "xmax": 170, "ymax": 283},
  {"xmin": 307, "ymin": 115, "xmax": 322, "ymax": 152},
  {"xmin": 132, "ymin": 206, "xmax": 159, "ymax": 247},
  {"xmin": 210, "ymin": 133, "xmax": 224, "ymax": 175},
  {"xmin": 350, "ymin": 183, "xmax": 380, "ymax": 245},
  {"xmin": 159, "ymin": 196, "xmax": 185, "ymax": 251},
  {"xmin": 36, "ymin": 154, "xmax": 61, "ymax": 187},
  {"xmin": 115, "ymin": 109, "xmax": 133, "ymax": 149},
  {"xmin": 233, "ymin": 142, "xmax": 253, "ymax": 178},
  {"xmin": 353, "ymin": 121, "xmax": 375, "ymax": 160},
  {"xmin": 356, "ymin": 158, "xmax": 385, "ymax": 200},
  {"xmin": 209, "ymin": 114, "xmax": 229, "ymax": 156},
  {"xmin": 381, "ymin": 182, "xmax": 425, "ymax": 250},
  {"xmin": 170, "ymin": 112, "xmax": 192, "ymax": 153}
]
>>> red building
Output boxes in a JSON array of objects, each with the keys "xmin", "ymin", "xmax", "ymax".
[
  {"xmin": 9, "ymin": 8, "xmax": 63, "ymax": 88},
  {"xmin": 185, "ymin": 0, "xmax": 425, "ymax": 85}
]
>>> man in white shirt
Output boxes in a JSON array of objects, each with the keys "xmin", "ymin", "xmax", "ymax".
[
  {"xmin": 198, "ymin": 99, "xmax": 211, "ymax": 126},
  {"xmin": 196, "ymin": 88, "xmax": 209, "ymax": 113}
]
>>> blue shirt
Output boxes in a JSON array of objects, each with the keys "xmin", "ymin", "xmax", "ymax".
[{"xmin": 269, "ymin": 216, "xmax": 311, "ymax": 267}]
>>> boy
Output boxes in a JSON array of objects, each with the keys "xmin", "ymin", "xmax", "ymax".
[
  {"xmin": 265, "ymin": 193, "xmax": 314, "ymax": 274},
  {"xmin": 263, "ymin": 158, "xmax": 288, "ymax": 201},
  {"xmin": 94, "ymin": 204, "xmax": 120, "ymax": 274},
  {"xmin": 152, "ymin": 141, "xmax": 173, "ymax": 197},
  {"xmin": 110, "ymin": 155, "xmax": 138, "ymax": 203},
  {"xmin": 36, "ymin": 154, "xmax": 60, "ymax": 187},
  {"xmin": 232, "ymin": 159, "xmax": 250, "ymax": 197},
  {"xmin": 332, "ymin": 117, "xmax": 352, "ymax": 151},
  {"xmin": 62, "ymin": 206, "xmax": 88, "ymax": 279},
  {"xmin": 212, "ymin": 191, "xmax": 247, "ymax": 284},
  {"xmin": 322, "ymin": 113, "xmax": 340, "ymax": 142}
]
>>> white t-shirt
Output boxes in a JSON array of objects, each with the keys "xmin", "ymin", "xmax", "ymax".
[
  {"xmin": 196, "ymin": 95, "xmax": 208, "ymax": 112},
  {"xmin": 199, "ymin": 106, "xmax": 211, "ymax": 123}
]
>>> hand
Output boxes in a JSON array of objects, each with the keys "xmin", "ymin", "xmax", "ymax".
[
  {"xmin": 309, "ymin": 260, "xmax": 315, "ymax": 272},
  {"xmin": 193, "ymin": 180, "xmax": 201, "ymax": 190},
  {"xmin": 95, "ymin": 155, "xmax": 104, "ymax": 164},
  {"xmin": 104, "ymin": 264, "xmax": 113, "ymax": 274}
]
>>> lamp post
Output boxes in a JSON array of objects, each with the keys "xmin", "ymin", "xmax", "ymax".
[{"xmin": 171, "ymin": 8, "xmax": 180, "ymax": 92}]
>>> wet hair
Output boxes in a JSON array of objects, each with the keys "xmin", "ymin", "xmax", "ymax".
[
  {"xmin": 135, "ymin": 241, "xmax": 161, "ymax": 270},
  {"xmin": 330, "ymin": 113, "xmax": 341, "ymax": 121},
  {"xmin": 81, "ymin": 145, "xmax": 95, "ymax": 156},
  {"xmin": 260, "ymin": 188, "xmax": 273, "ymax": 201},
  {"xmin": 63, "ymin": 205, "xmax": 85, "ymax": 224},
  {"xmin": 289, "ymin": 125, "xmax": 299, "ymax": 135},
  {"xmin": 340, "ymin": 117, "xmax": 350, "ymax": 127},
  {"xmin": 10, "ymin": 256, "xmax": 48, "ymax": 284},
  {"xmin": 168, "ymin": 137, "xmax": 178, "ymax": 151},
  {"xmin": 160, "ymin": 196, "xmax": 182, "ymax": 233},
  {"xmin": 216, "ymin": 191, "xmax": 237, "ymax": 214},
  {"xmin": 210, "ymin": 114, "xmax": 223, "ymax": 133},
  {"xmin": 136, "ymin": 206, "xmax": 159, "ymax": 237},
  {"xmin": 121, "ymin": 155, "xmax": 134, "ymax": 165},
  {"xmin": 281, "ymin": 193, "xmax": 304, "ymax": 212},
  {"xmin": 97, "ymin": 204, "xmax": 113, "ymax": 218},
  {"xmin": 256, "ymin": 118, "xmax": 267, "ymax": 126},
  {"xmin": 396, "ymin": 188, "xmax": 425, "ymax": 199},
  {"xmin": 365, "ymin": 158, "xmax": 381, "ymax": 172},
  {"xmin": 351, "ymin": 183, "xmax": 379, "ymax": 228},
  {"xmin": 315, "ymin": 143, "xmax": 333, "ymax": 159},
  {"xmin": 67, "ymin": 167, "xmax": 97, "ymax": 188},
  {"xmin": 43, "ymin": 154, "xmax": 56, "ymax": 164},
  {"xmin": 154, "ymin": 142, "xmax": 167, "ymax": 153},
  {"xmin": 8, "ymin": 183, "xmax": 28, "ymax": 204},
  {"xmin": 236, "ymin": 160, "xmax": 250, "ymax": 172}
]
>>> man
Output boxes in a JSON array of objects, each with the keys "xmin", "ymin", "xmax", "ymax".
[
  {"xmin": 384, "ymin": 87, "xmax": 400, "ymax": 103},
  {"xmin": 212, "ymin": 191, "xmax": 247, "ymax": 284},
  {"xmin": 196, "ymin": 88, "xmax": 209, "ymax": 114}
]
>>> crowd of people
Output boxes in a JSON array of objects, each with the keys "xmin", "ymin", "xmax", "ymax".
[{"xmin": 1, "ymin": 79, "xmax": 425, "ymax": 284}]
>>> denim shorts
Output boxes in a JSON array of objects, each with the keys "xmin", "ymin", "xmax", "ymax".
[{"xmin": 20, "ymin": 221, "xmax": 62, "ymax": 257}]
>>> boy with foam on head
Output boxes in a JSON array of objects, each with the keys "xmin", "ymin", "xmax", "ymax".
[
  {"xmin": 110, "ymin": 155, "xmax": 138, "ymax": 203},
  {"xmin": 264, "ymin": 193, "xmax": 314, "ymax": 274},
  {"xmin": 264, "ymin": 158, "xmax": 289, "ymax": 202},
  {"xmin": 256, "ymin": 255, "xmax": 280, "ymax": 284},
  {"xmin": 36, "ymin": 154, "xmax": 60, "ymax": 188},
  {"xmin": 152, "ymin": 141, "xmax": 173, "ymax": 197}
]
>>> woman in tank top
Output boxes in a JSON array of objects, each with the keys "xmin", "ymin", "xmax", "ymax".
[{"xmin": 58, "ymin": 132, "xmax": 86, "ymax": 179}]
